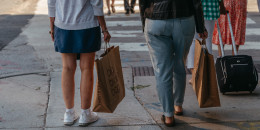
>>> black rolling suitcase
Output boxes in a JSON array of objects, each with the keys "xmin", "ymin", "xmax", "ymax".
[{"xmin": 215, "ymin": 13, "xmax": 258, "ymax": 94}]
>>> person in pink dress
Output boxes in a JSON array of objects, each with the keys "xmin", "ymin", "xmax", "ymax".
[{"xmin": 212, "ymin": 0, "xmax": 247, "ymax": 56}]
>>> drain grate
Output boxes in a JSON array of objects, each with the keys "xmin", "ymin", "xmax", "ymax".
[
  {"xmin": 133, "ymin": 64, "xmax": 260, "ymax": 77},
  {"xmin": 133, "ymin": 66, "xmax": 154, "ymax": 76},
  {"xmin": 133, "ymin": 66, "xmax": 192, "ymax": 76}
]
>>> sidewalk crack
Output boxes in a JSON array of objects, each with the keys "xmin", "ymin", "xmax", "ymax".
[
  {"xmin": 43, "ymin": 72, "xmax": 51, "ymax": 129},
  {"xmin": 131, "ymin": 67, "xmax": 163, "ymax": 129}
]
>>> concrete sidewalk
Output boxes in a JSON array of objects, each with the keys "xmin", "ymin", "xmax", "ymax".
[{"xmin": 0, "ymin": 0, "xmax": 260, "ymax": 129}]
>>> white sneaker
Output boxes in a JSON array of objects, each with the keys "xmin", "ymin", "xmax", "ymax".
[
  {"xmin": 79, "ymin": 109, "xmax": 99, "ymax": 127},
  {"xmin": 64, "ymin": 110, "xmax": 78, "ymax": 126}
]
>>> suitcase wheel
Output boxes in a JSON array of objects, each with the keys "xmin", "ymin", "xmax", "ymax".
[{"xmin": 222, "ymin": 92, "xmax": 225, "ymax": 95}]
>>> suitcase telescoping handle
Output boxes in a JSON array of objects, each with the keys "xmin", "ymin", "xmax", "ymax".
[
  {"xmin": 227, "ymin": 13, "xmax": 238, "ymax": 56},
  {"xmin": 217, "ymin": 21, "xmax": 225, "ymax": 56},
  {"xmin": 216, "ymin": 12, "xmax": 238, "ymax": 57}
]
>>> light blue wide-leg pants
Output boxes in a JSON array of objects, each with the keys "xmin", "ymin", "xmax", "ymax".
[{"xmin": 144, "ymin": 16, "xmax": 195, "ymax": 117}]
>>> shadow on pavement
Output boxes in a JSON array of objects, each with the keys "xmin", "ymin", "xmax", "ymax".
[{"xmin": 0, "ymin": 14, "xmax": 34, "ymax": 50}]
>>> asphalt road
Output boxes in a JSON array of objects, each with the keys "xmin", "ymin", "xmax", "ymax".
[{"xmin": 0, "ymin": 0, "xmax": 38, "ymax": 50}]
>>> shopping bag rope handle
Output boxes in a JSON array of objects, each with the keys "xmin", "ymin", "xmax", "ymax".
[
  {"xmin": 201, "ymin": 39, "xmax": 209, "ymax": 52},
  {"xmin": 104, "ymin": 42, "xmax": 111, "ymax": 53}
]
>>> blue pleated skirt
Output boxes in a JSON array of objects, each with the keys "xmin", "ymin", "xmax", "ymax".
[{"xmin": 54, "ymin": 26, "xmax": 101, "ymax": 54}]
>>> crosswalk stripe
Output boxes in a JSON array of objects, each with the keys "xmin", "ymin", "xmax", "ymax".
[
  {"xmin": 105, "ymin": 13, "xmax": 140, "ymax": 18},
  {"xmin": 106, "ymin": 43, "xmax": 148, "ymax": 51},
  {"xmin": 107, "ymin": 21, "xmax": 141, "ymax": 27},
  {"xmin": 109, "ymin": 29, "xmax": 260, "ymax": 38},
  {"xmin": 104, "ymin": 42, "xmax": 260, "ymax": 51},
  {"xmin": 105, "ymin": 0, "xmax": 259, "ymax": 51},
  {"xmin": 106, "ymin": 6, "xmax": 140, "ymax": 13},
  {"xmin": 212, "ymin": 42, "xmax": 260, "ymax": 50},
  {"xmin": 114, "ymin": 1, "xmax": 139, "ymax": 4},
  {"xmin": 107, "ymin": 20, "xmax": 256, "ymax": 28},
  {"xmin": 247, "ymin": 18, "xmax": 256, "ymax": 24},
  {"xmin": 246, "ymin": 28, "xmax": 260, "ymax": 35}
]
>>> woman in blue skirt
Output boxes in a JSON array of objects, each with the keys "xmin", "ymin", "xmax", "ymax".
[{"xmin": 48, "ymin": 0, "xmax": 111, "ymax": 126}]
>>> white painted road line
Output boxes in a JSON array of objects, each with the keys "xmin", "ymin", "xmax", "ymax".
[
  {"xmin": 111, "ymin": 34, "xmax": 139, "ymax": 37},
  {"xmin": 108, "ymin": 28, "xmax": 260, "ymax": 38},
  {"xmin": 110, "ymin": 30, "xmax": 142, "ymax": 37},
  {"xmin": 105, "ymin": 13, "xmax": 140, "ymax": 18},
  {"xmin": 246, "ymin": 28, "xmax": 260, "ymax": 35},
  {"xmin": 101, "ymin": 42, "xmax": 260, "ymax": 51},
  {"xmin": 104, "ymin": 43, "xmax": 149, "ymax": 51},
  {"xmin": 247, "ymin": 18, "xmax": 256, "ymax": 24},
  {"xmin": 211, "ymin": 42, "xmax": 260, "ymax": 50},
  {"xmin": 109, "ymin": 30, "xmax": 143, "ymax": 37},
  {"xmin": 110, "ymin": 30, "xmax": 142, "ymax": 34},
  {"xmin": 107, "ymin": 21, "xmax": 142, "ymax": 27},
  {"xmin": 114, "ymin": 1, "xmax": 139, "ymax": 5},
  {"xmin": 109, "ymin": 6, "xmax": 140, "ymax": 12}
]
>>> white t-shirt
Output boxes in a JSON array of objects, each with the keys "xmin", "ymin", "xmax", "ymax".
[{"xmin": 48, "ymin": 0, "xmax": 104, "ymax": 30}]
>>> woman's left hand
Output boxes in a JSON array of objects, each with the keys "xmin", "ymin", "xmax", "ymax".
[
  {"xmin": 49, "ymin": 17, "xmax": 55, "ymax": 42},
  {"xmin": 199, "ymin": 30, "xmax": 208, "ymax": 39},
  {"xmin": 103, "ymin": 31, "xmax": 111, "ymax": 43}
]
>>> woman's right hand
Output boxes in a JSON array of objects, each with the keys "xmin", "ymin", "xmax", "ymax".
[
  {"xmin": 198, "ymin": 30, "xmax": 208, "ymax": 40},
  {"xmin": 219, "ymin": 0, "xmax": 227, "ymax": 15}
]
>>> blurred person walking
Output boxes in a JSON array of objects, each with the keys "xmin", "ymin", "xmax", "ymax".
[
  {"xmin": 48, "ymin": 0, "xmax": 111, "ymax": 126},
  {"xmin": 212, "ymin": 0, "xmax": 247, "ymax": 56},
  {"xmin": 106, "ymin": 0, "xmax": 116, "ymax": 15},
  {"xmin": 258, "ymin": 0, "xmax": 260, "ymax": 13},
  {"xmin": 140, "ymin": 0, "xmax": 207, "ymax": 127},
  {"xmin": 187, "ymin": 0, "xmax": 227, "ymax": 84},
  {"xmin": 125, "ymin": 0, "xmax": 136, "ymax": 15}
]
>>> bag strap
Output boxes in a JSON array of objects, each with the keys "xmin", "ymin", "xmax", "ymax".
[
  {"xmin": 201, "ymin": 39, "xmax": 209, "ymax": 53},
  {"xmin": 104, "ymin": 42, "xmax": 111, "ymax": 53}
]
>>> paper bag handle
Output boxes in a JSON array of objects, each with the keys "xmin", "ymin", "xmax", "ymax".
[{"xmin": 104, "ymin": 42, "xmax": 111, "ymax": 53}]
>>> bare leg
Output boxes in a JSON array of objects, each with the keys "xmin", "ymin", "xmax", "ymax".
[
  {"xmin": 174, "ymin": 106, "xmax": 183, "ymax": 112},
  {"xmin": 79, "ymin": 52, "xmax": 96, "ymax": 109},
  {"xmin": 217, "ymin": 44, "xmax": 222, "ymax": 57},
  {"xmin": 165, "ymin": 117, "xmax": 174, "ymax": 124},
  {"xmin": 232, "ymin": 45, "xmax": 239, "ymax": 55},
  {"xmin": 61, "ymin": 53, "xmax": 77, "ymax": 109},
  {"xmin": 218, "ymin": 44, "xmax": 225, "ymax": 57},
  {"xmin": 189, "ymin": 68, "xmax": 193, "ymax": 84},
  {"xmin": 106, "ymin": 0, "xmax": 111, "ymax": 14},
  {"xmin": 111, "ymin": 0, "xmax": 115, "ymax": 6},
  {"xmin": 111, "ymin": 0, "xmax": 116, "ymax": 13}
]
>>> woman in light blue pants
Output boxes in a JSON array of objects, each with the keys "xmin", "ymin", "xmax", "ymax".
[
  {"xmin": 145, "ymin": 17, "xmax": 195, "ymax": 117},
  {"xmin": 144, "ymin": 17, "xmax": 207, "ymax": 126},
  {"xmin": 140, "ymin": 0, "xmax": 207, "ymax": 126}
]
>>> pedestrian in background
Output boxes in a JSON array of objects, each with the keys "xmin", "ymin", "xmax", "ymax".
[
  {"xmin": 212, "ymin": 0, "xmax": 247, "ymax": 56},
  {"xmin": 48, "ymin": 0, "xmax": 111, "ymax": 126},
  {"xmin": 140, "ymin": 0, "xmax": 207, "ymax": 127},
  {"xmin": 187, "ymin": 0, "xmax": 227, "ymax": 84},
  {"xmin": 125, "ymin": 0, "xmax": 136, "ymax": 15},
  {"xmin": 258, "ymin": 0, "xmax": 260, "ymax": 13},
  {"xmin": 106, "ymin": 0, "xmax": 116, "ymax": 15}
]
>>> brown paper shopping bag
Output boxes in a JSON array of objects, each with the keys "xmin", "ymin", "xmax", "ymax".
[
  {"xmin": 191, "ymin": 39, "xmax": 221, "ymax": 108},
  {"xmin": 93, "ymin": 46, "xmax": 125, "ymax": 113}
]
